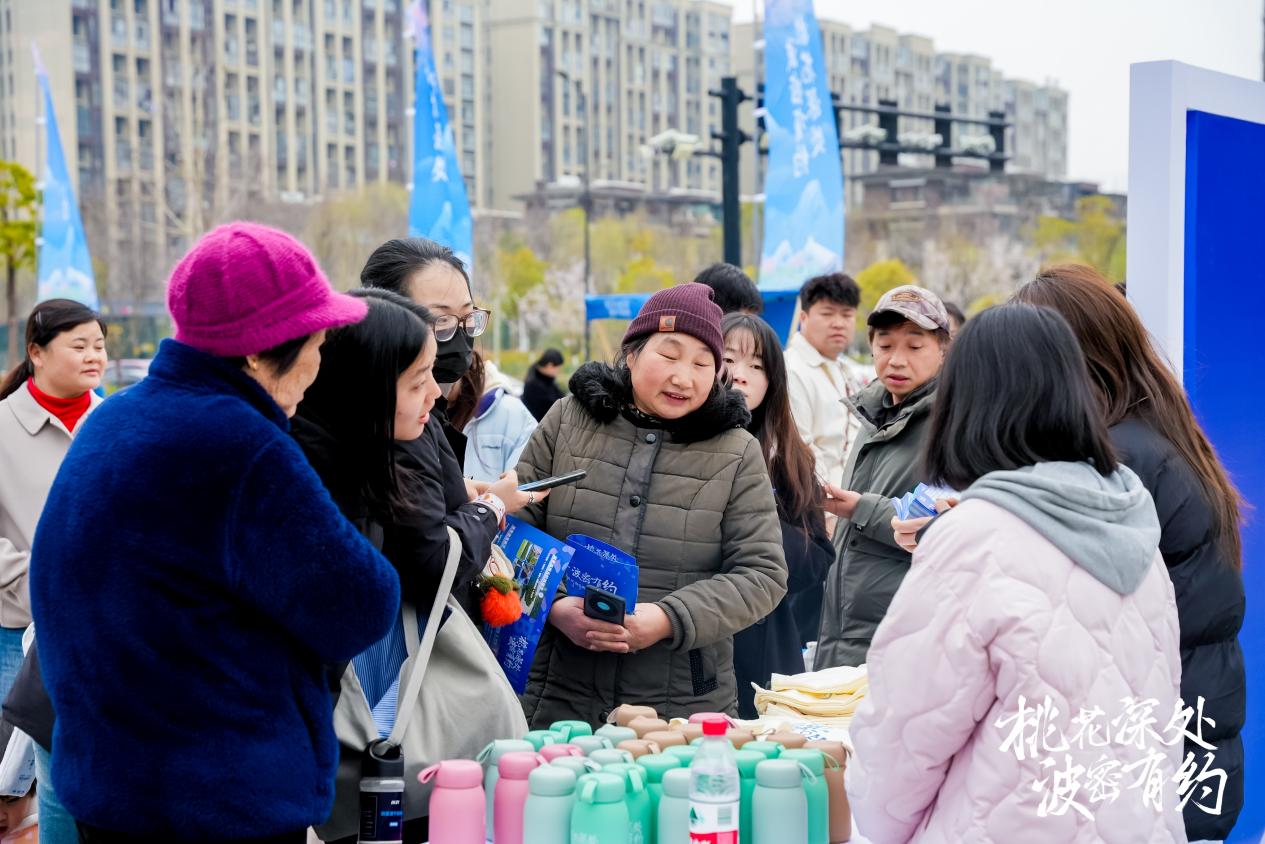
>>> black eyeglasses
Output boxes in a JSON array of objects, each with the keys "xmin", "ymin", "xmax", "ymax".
[{"xmin": 433, "ymin": 308, "xmax": 491, "ymax": 342}]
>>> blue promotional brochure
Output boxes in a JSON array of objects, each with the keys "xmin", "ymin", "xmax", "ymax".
[
  {"xmin": 565, "ymin": 534, "xmax": 639, "ymax": 612},
  {"xmin": 482, "ymin": 517, "xmax": 575, "ymax": 694}
]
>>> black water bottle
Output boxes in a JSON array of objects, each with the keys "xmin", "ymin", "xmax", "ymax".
[{"xmin": 359, "ymin": 740, "xmax": 406, "ymax": 844}]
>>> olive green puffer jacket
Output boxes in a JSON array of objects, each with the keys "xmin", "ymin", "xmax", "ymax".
[
  {"xmin": 516, "ymin": 363, "xmax": 787, "ymax": 727},
  {"xmin": 814, "ymin": 378, "xmax": 937, "ymax": 670}
]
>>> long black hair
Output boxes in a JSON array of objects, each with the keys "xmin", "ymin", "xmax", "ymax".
[
  {"xmin": 923, "ymin": 303, "xmax": 1117, "ymax": 490},
  {"xmin": 294, "ymin": 288, "xmax": 434, "ymax": 517},
  {"xmin": 360, "ymin": 237, "xmax": 469, "ymax": 294},
  {"xmin": 721, "ymin": 312, "xmax": 825, "ymax": 538},
  {"xmin": 0, "ymin": 299, "xmax": 107, "ymax": 400}
]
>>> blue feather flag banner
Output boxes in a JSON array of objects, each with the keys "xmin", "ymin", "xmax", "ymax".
[
  {"xmin": 407, "ymin": 1, "xmax": 472, "ymax": 272},
  {"xmin": 33, "ymin": 45, "xmax": 98, "ymax": 309}
]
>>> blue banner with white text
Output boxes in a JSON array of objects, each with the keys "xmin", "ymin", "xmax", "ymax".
[
  {"xmin": 759, "ymin": 0, "xmax": 844, "ymax": 299},
  {"xmin": 407, "ymin": 1, "xmax": 472, "ymax": 271},
  {"xmin": 33, "ymin": 47, "xmax": 97, "ymax": 309}
]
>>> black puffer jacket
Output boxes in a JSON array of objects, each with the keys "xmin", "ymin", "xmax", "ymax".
[
  {"xmin": 292, "ymin": 409, "xmax": 499, "ymax": 620},
  {"xmin": 733, "ymin": 494, "xmax": 833, "ymax": 718},
  {"xmin": 1111, "ymin": 417, "xmax": 1245, "ymax": 840}
]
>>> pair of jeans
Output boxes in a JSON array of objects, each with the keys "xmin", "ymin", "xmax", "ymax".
[{"xmin": 34, "ymin": 743, "xmax": 77, "ymax": 844}]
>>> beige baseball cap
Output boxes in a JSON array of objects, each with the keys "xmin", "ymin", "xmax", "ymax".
[{"xmin": 867, "ymin": 285, "xmax": 950, "ymax": 333}]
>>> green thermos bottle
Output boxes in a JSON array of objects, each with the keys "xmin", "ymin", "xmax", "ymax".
[
  {"xmin": 570, "ymin": 773, "xmax": 630, "ymax": 844},
  {"xmin": 733, "ymin": 749, "xmax": 764, "ymax": 844},
  {"xmin": 752, "ymin": 760, "xmax": 808, "ymax": 844},
  {"xmin": 635, "ymin": 754, "xmax": 681, "ymax": 841},
  {"xmin": 657, "ymin": 768, "xmax": 691, "ymax": 844},
  {"xmin": 603, "ymin": 763, "xmax": 652, "ymax": 844},
  {"xmin": 778, "ymin": 749, "xmax": 828, "ymax": 844},
  {"xmin": 523, "ymin": 765, "xmax": 577, "ymax": 844}
]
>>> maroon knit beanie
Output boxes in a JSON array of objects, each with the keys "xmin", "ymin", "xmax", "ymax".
[{"xmin": 622, "ymin": 283, "xmax": 725, "ymax": 366}]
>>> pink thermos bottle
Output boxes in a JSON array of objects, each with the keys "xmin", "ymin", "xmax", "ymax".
[
  {"xmin": 419, "ymin": 760, "xmax": 486, "ymax": 844},
  {"xmin": 495, "ymin": 752, "xmax": 543, "ymax": 844}
]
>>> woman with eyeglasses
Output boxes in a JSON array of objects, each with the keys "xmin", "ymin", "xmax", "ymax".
[{"xmin": 360, "ymin": 238, "xmax": 537, "ymax": 623}]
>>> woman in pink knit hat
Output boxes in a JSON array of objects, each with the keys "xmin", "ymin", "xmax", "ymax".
[
  {"xmin": 514, "ymin": 283, "xmax": 788, "ymax": 726},
  {"xmin": 28, "ymin": 223, "xmax": 402, "ymax": 842}
]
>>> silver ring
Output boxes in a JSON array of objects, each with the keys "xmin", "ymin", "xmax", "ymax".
[{"xmin": 528, "ymin": 492, "xmax": 536, "ymax": 505}]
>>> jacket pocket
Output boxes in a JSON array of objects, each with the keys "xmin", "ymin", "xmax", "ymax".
[{"xmin": 688, "ymin": 648, "xmax": 718, "ymax": 697}]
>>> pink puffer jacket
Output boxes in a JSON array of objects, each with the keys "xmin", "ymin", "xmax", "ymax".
[{"xmin": 847, "ymin": 499, "xmax": 1187, "ymax": 844}]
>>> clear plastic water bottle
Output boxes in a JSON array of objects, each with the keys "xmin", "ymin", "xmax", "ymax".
[{"xmin": 688, "ymin": 717, "xmax": 740, "ymax": 844}]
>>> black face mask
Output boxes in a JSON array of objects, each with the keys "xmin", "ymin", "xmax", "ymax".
[{"xmin": 433, "ymin": 330, "xmax": 473, "ymax": 384}]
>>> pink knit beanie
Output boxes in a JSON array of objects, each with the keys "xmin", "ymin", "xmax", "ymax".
[{"xmin": 167, "ymin": 222, "xmax": 367, "ymax": 356}]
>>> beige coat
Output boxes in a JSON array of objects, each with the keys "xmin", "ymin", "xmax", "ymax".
[
  {"xmin": 0, "ymin": 384, "xmax": 101, "ymax": 628},
  {"xmin": 784, "ymin": 332, "xmax": 862, "ymax": 487}
]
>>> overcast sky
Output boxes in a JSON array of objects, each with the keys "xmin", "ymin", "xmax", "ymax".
[{"xmin": 725, "ymin": 0, "xmax": 1263, "ymax": 191}]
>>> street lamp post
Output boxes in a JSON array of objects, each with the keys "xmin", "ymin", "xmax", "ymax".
[{"xmin": 557, "ymin": 69, "xmax": 592, "ymax": 361}]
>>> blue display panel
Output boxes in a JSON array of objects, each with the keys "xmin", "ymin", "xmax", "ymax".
[{"xmin": 1184, "ymin": 110, "xmax": 1265, "ymax": 842}]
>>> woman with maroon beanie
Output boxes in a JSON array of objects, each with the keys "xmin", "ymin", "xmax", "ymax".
[
  {"xmin": 515, "ymin": 283, "xmax": 787, "ymax": 725},
  {"xmin": 28, "ymin": 222, "xmax": 401, "ymax": 843}
]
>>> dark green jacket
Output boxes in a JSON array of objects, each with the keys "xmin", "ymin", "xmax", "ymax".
[
  {"xmin": 814, "ymin": 379, "xmax": 937, "ymax": 669},
  {"xmin": 516, "ymin": 364, "xmax": 787, "ymax": 727}
]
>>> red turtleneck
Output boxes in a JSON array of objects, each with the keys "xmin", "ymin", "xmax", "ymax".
[{"xmin": 28, "ymin": 379, "xmax": 92, "ymax": 434}]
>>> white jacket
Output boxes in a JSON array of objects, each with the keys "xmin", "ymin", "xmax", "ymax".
[
  {"xmin": 784, "ymin": 332, "xmax": 862, "ymax": 487},
  {"xmin": 0, "ymin": 383, "xmax": 101, "ymax": 628}
]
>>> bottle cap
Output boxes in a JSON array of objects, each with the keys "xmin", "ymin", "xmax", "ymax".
[
  {"xmin": 779, "ymin": 748, "xmax": 825, "ymax": 776},
  {"xmin": 755, "ymin": 759, "xmax": 804, "ymax": 789},
  {"xmin": 688, "ymin": 712, "xmax": 731, "ymax": 725},
  {"xmin": 733, "ymin": 749, "xmax": 764, "ymax": 778},
  {"xmin": 576, "ymin": 772, "xmax": 627, "ymax": 804},
  {"xmin": 361, "ymin": 739, "xmax": 404, "ymax": 779},
  {"xmin": 551, "ymin": 720, "xmax": 594, "ymax": 741},
  {"xmin": 628, "ymin": 716, "xmax": 671, "ymax": 737},
  {"xmin": 572, "ymin": 736, "xmax": 614, "ymax": 754},
  {"xmin": 590, "ymin": 748, "xmax": 636, "ymax": 767},
  {"xmin": 523, "ymin": 730, "xmax": 565, "ymax": 751},
  {"xmin": 642, "ymin": 730, "xmax": 687, "ymax": 749},
  {"xmin": 674, "ymin": 724, "xmax": 705, "ymax": 743},
  {"xmin": 422, "ymin": 759, "xmax": 482, "ymax": 789},
  {"xmin": 482, "ymin": 739, "xmax": 536, "ymax": 764},
  {"xmin": 661, "ymin": 767, "xmax": 691, "ymax": 799},
  {"xmin": 744, "ymin": 741, "xmax": 782, "ymax": 760},
  {"xmin": 701, "ymin": 717, "xmax": 728, "ymax": 737},
  {"xmin": 529, "ymin": 765, "xmax": 578, "ymax": 796},
  {"xmin": 662, "ymin": 745, "xmax": 697, "ymax": 766},
  {"xmin": 499, "ymin": 751, "xmax": 543, "ymax": 779},
  {"xmin": 595, "ymin": 725, "xmax": 639, "ymax": 745},
  {"xmin": 540, "ymin": 744, "xmax": 585, "ymax": 762},
  {"xmin": 609, "ymin": 705, "xmax": 658, "ymax": 727},
  {"xmin": 636, "ymin": 754, "xmax": 681, "ymax": 782},
  {"xmin": 549, "ymin": 757, "xmax": 600, "ymax": 776},
  {"xmin": 603, "ymin": 763, "xmax": 647, "ymax": 794}
]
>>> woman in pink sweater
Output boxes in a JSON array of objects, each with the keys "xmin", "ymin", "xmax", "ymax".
[{"xmin": 848, "ymin": 304, "xmax": 1186, "ymax": 844}]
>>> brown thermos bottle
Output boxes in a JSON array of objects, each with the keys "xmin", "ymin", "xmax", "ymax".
[{"xmin": 805, "ymin": 741, "xmax": 850, "ymax": 843}]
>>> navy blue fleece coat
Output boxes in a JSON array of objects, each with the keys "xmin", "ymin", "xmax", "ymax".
[{"xmin": 29, "ymin": 339, "xmax": 400, "ymax": 838}]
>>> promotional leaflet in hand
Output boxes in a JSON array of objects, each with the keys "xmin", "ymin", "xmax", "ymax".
[
  {"xmin": 483, "ymin": 517, "xmax": 575, "ymax": 693},
  {"xmin": 892, "ymin": 483, "xmax": 959, "ymax": 519},
  {"xmin": 564, "ymin": 534, "xmax": 638, "ymax": 613}
]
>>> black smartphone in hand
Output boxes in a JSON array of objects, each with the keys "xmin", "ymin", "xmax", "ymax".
[
  {"xmin": 518, "ymin": 469, "xmax": 588, "ymax": 492},
  {"xmin": 583, "ymin": 586, "xmax": 626, "ymax": 624}
]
